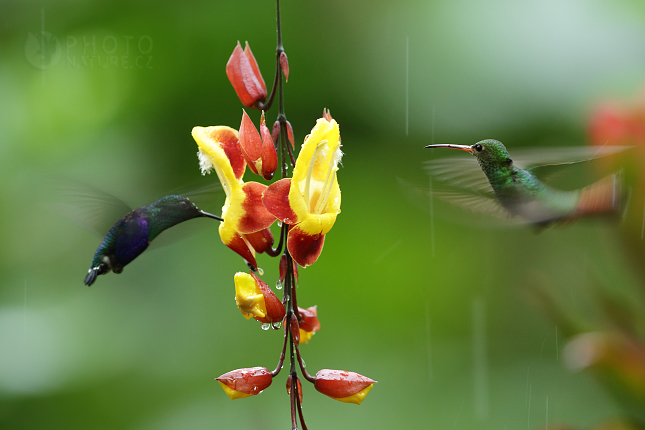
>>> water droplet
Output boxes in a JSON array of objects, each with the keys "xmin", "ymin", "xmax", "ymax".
[
  {"xmin": 261, "ymin": 323, "xmax": 271, "ymax": 331},
  {"xmin": 273, "ymin": 321, "xmax": 283, "ymax": 329},
  {"xmin": 257, "ymin": 267, "xmax": 264, "ymax": 276},
  {"xmin": 277, "ymin": 220, "xmax": 283, "ymax": 227},
  {"xmin": 275, "ymin": 280, "xmax": 283, "ymax": 290}
]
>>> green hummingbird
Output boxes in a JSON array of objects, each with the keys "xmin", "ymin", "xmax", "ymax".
[
  {"xmin": 84, "ymin": 195, "xmax": 222, "ymax": 286},
  {"xmin": 423, "ymin": 139, "xmax": 626, "ymax": 226}
]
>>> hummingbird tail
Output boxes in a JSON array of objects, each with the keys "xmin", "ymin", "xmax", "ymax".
[
  {"xmin": 84, "ymin": 269, "xmax": 99, "ymax": 286},
  {"xmin": 574, "ymin": 172, "xmax": 623, "ymax": 218},
  {"xmin": 84, "ymin": 262, "xmax": 109, "ymax": 286}
]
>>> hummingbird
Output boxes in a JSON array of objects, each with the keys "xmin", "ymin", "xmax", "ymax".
[
  {"xmin": 84, "ymin": 195, "xmax": 222, "ymax": 286},
  {"xmin": 423, "ymin": 139, "xmax": 626, "ymax": 226}
]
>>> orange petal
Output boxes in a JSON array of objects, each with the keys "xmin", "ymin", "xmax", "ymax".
[
  {"xmin": 238, "ymin": 182, "xmax": 276, "ymax": 233},
  {"xmin": 263, "ymin": 178, "xmax": 299, "ymax": 224},
  {"xmin": 244, "ymin": 42, "xmax": 267, "ymax": 96},
  {"xmin": 243, "ymin": 228, "xmax": 274, "ymax": 255},
  {"xmin": 287, "ymin": 224, "xmax": 325, "ymax": 267}
]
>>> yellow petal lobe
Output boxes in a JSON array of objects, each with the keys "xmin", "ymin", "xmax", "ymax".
[
  {"xmin": 334, "ymin": 384, "xmax": 374, "ymax": 405},
  {"xmin": 218, "ymin": 380, "xmax": 252, "ymax": 400},
  {"xmin": 234, "ymin": 272, "xmax": 267, "ymax": 319}
]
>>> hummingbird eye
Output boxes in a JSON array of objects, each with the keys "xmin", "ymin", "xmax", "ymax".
[{"xmin": 474, "ymin": 144, "xmax": 483, "ymax": 152}]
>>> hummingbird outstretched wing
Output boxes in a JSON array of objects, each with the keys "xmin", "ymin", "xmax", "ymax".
[
  {"xmin": 47, "ymin": 177, "xmax": 133, "ymax": 237},
  {"xmin": 396, "ymin": 176, "xmax": 519, "ymax": 225}
]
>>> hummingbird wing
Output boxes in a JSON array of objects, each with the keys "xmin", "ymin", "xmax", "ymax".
[
  {"xmin": 47, "ymin": 177, "xmax": 133, "ymax": 237},
  {"xmin": 513, "ymin": 145, "xmax": 631, "ymax": 176},
  {"xmin": 396, "ymin": 176, "xmax": 521, "ymax": 224}
]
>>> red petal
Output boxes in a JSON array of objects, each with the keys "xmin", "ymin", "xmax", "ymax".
[
  {"xmin": 224, "ymin": 231, "xmax": 257, "ymax": 270},
  {"xmin": 280, "ymin": 51, "xmax": 289, "ymax": 82},
  {"xmin": 243, "ymin": 228, "xmax": 274, "ymax": 254},
  {"xmin": 262, "ymin": 178, "xmax": 299, "ymax": 224},
  {"xmin": 204, "ymin": 126, "xmax": 246, "ymax": 181},
  {"xmin": 288, "ymin": 225, "xmax": 325, "ymax": 268},
  {"xmin": 238, "ymin": 182, "xmax": 276, "ymax": 233},
  {"xmin": 239, "ymin": 110, "xmax": 262, "ymax": 174},
  {"xmin": 314, "ymin": 370, "xmax": 376, "ymax": 398},
  {"xmin": 252, "ymin": 272, "xmax": 285, "ymax": 324}
]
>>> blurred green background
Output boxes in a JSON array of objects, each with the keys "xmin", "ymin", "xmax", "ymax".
[{"xmin": 2, "ymin": 0, "xmax": 645, "ymax": 429}]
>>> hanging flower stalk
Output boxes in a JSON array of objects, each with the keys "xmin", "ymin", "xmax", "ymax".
[{"xmin": 192, "ymin": 1, "xmax": 375, "ymax": 428}]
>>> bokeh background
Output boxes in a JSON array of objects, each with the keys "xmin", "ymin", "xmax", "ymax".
[{"xmin": 2, "ymin": 0, "xmax": 645, "ymax": 429}]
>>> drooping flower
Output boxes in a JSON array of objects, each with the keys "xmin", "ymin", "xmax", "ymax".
[
  {"xmin": 263, "ymin": 116, "xmax": 342, "ymax": 267},
  {"xmin": 217, "ymin": 367, "xmax": 273, "ymax": 400},
  {"xmin": 192, "ymin": 126, "xmax": 276, "ymax": 270},
  {"xmin": 226, "ymin": 41, "xmax": 267, "ymax": 108},
  {"xmin": 234, "ymin": 271, "xmax": 286, "ymax": 324},
  {"xmin": 298, "ymin": 306, "xmax": 320, "ymax": 344},
  {"xmin": 314, "ymin": 369, "xmax": 376, "ymax": 405},
  {"xmin": 239, "ymin": 110, "xmax": 277, "ymax": 180}
]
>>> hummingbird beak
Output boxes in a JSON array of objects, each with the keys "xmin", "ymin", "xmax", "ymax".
[
  {"xmin": 200, "ymin": 210, "xmax": 224, "ymax": 221},
  {"xmin": 424, "ymin": 144, "xmax": 474, "ymax": 154}
]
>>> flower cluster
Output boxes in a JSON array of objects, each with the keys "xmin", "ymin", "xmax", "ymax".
[{"xmin": 194, "ymin": 8, "xmax": 375, "ymax": 428}]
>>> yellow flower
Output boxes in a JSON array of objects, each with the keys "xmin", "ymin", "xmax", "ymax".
[
  {"xmin": 263, "ymin": 116, "xmax": 342, "ymax": 267},
  {"xmin": 192, "ymin": 126, "xmax": 276, "ymax": 270}
]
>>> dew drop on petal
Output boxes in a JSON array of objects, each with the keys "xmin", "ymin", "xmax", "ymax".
[
  {"xmin": 257, "ymin": 267, "xmax": 264, "ymax": 276},
  {"xmin": 277, "ymin": 220, "xmax": 283, "ymax": 227},
  {"xmin": 261, "ymin": 323, "xmax": 271, "ymax": 331},
  {"xmin": 275, "ymin": 280, "xmax": 283, "ymax": 290},
  {"xmin": 272, "ymin": 321, "xmax": 282, "ymax": 329}
]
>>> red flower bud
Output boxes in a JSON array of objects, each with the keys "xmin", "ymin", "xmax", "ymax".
[
  {"xmin": 314, "ymin": 369, "xmax": 376, "ymax": 405},
  {"xmin": 280, "ymin": 51, "xmax": 289, "ymax": 82},
  {"xmin": 298, "ymin": 306, "xmax": 320, "ymax": 333},
  {"xmin": 216, "ymin": 367, "xmax": 273, "ymax": 399},
  {"xmin": 271, "ymin": 120, "xmax": 295, "ymax": 149},
  {"xmin": 286, "ymin": 374, "xmax": 303, "ymax": 403},
  {"xmin": 226, "ymin": 41, "xmax": 267, "ymax": 108},
  {"xmin": 239, "ymin": 110, "xmax": 277, "ymax": 180}
]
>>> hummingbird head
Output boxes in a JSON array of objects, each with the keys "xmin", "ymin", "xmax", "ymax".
[
  {"xmin": 425, "ymin": 139, "xmax": 514, "ymax": 176},
  {"xmin": 154, "ymin": 195, "xmax": 223, "ymax": 221}
]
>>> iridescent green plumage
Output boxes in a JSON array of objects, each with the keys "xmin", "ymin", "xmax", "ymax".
[{"xmin": 424, "ymin": 140, "xmax": 624, "ymax": 226}]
